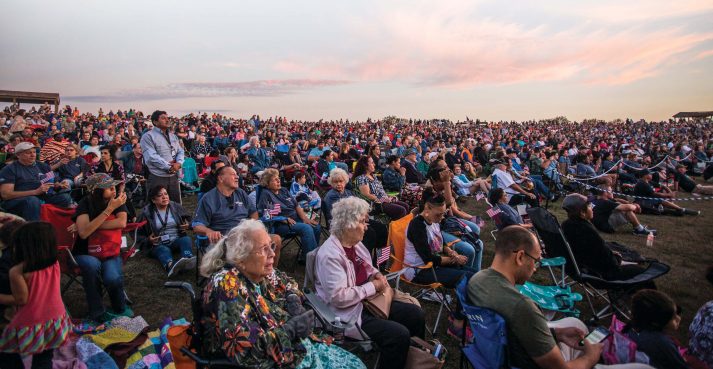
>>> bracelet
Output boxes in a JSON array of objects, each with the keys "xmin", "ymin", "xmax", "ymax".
[{"xmin": 103, "ymin": 211, "xmax": 111, "ymax": 217}]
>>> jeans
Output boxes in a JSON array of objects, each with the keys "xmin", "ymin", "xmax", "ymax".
[
  {"xmin": 149, "ymin": 235, "xmax": 194, "ymax": 267},
  {"xmin": 2, "ymin": 191, "xmax": 73, "ymax": 221},
  {"xmin": 274, "ymin": 220, "xmax": 321, "ymax": 257},
  {"xmin": 75, "ymin": 255, "xmax": 126, "ymax": 320},
  {"xmin": 442, "ymin": 231, "xmax": 483, "ymax": 271},
  {"xmin": 530, "ymin": 175, "xmax": 551, "ymax": 197},
  {"xmin": 412, "ymin": 265, "xmax": 477, "ymax": 289},
  {"xmin": 361, "ymin": 301, "xmax": 425, "ymax": 369}
]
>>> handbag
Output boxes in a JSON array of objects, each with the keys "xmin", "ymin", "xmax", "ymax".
[
  {"xmin": 87, "ymin": 215, "xmax": 122, "ymax": 259},
  {"xmin": 393, "ymin": 289, "xmax": 421, "ymax": 308},
  {"xmin": 405, "ymin": 337, "xmax": 446, "ymax": 369},
  {"xmin": 362, "ymin": 285, "xmax": 394, "ymax": 320}
]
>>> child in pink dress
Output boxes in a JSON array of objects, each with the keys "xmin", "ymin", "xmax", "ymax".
[{"xmin": 0, "ymin": 222, "xmax": 71, "ymax": 369}]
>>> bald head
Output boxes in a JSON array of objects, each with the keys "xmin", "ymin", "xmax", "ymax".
[{"xmin": 494, "ymin": 225, "xmax": 539, "ymax": 256}]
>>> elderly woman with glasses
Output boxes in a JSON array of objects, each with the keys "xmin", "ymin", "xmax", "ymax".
[
  {"xmin": 323, "ymin": 168, "xmax": 388, "ymax": 258},
  {"xmin": 200, "ymin": 220, "xmax": 364, "ymax": 369},
  {"xmin": 315, "ymin": 197, "xmax": 425, "ymax": 369},
  {"xmin": 137, "ymin": 185, "xmax": 195, "ymax": 278}
]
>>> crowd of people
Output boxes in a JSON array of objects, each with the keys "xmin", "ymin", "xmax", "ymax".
[{"xmin": 0, "ymin": 102, "xmax": 711, "ymax": 369}]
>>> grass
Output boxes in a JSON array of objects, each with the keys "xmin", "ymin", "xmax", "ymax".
[{"xmin": 63, "ymin": 187, "xmax": 713, "ymax": 369}]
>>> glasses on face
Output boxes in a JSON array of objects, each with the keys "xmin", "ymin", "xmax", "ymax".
[
  {"xmin": 514, "ymin": 249, "xmax": 542, "ymax": 268},
  {"xmin": 251, "ymin": 242, "xmax": 277, "ymax": 257}
]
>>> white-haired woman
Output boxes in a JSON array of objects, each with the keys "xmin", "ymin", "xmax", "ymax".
[
  {"xmin": 200, "ymin": 219, "xmax": 365, "ymax": 368},
  {"xmin": 323, "ymin": 168, "xmax": 388, "ymax": 259},
  {"xmin": 315, "ymin": 197, "xmax": 425, "ymax": 369}
]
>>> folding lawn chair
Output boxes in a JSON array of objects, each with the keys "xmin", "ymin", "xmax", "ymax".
[
  {"xmin": 386, "ymin": 213, "xmax": 452, "ymax": 335},
  {"xmin": 526, "ymin": 206, "xmax": 670, "ymax": 322},
  {"xmin": 303, "ymin": 247, "xmax": 381, "ymax": 369},
  {"xmin": 455, "ymin": 276, "xmax": 518, "ymax": 369}
]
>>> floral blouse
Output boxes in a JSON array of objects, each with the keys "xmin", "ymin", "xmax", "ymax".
[
  {"xmin": 201, "ymin": 267, "xmax": 322, "ymax": 368},
  {"xmin": 355, "ymin": 174, "xmax": 388, "ymax": 201}
]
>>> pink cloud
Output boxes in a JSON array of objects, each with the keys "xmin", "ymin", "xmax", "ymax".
[{"xmin": 272, "ymin": 2, "xmax": 713, "ymax": 87}]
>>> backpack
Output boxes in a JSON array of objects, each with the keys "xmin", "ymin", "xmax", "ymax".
[{"xmin": 602, "ymin": 315, "xmax": 650, "ymax": 365}]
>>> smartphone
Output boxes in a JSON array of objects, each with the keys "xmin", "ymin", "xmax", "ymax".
[{"xmin": 579, "ymin": 327, "xmax": 610, "ymax": 346}]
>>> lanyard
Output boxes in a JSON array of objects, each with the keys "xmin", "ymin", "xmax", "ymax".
[{"xmin": 156, "ymin": 207, "xmax": 171, "ymax": 233}]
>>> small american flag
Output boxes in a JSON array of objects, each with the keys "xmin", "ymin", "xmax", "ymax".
[
  {"xmin": 268, "ymin": 203, "xmax": 282, "ymax": 216},
  {"xmin": 475, "ymin": 192, "xmax": 485, "ymax": 201},
  {"xmin": 41, "ymin": 171, "xmax": 55, "ymax": 184},
  {"xmin": 486, "ymin": 207, "xmax": 502, "ymax": 218},
  {"xmin": 376, "ymin": 246, "xmax": 390, "ymax": 266}
]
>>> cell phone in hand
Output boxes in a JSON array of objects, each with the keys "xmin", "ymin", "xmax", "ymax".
[{"xmin": 579, "ymin": 326, "xmax": 610, "ymax": 346}]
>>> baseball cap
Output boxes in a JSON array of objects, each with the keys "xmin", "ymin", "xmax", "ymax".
[
  {"xmin": 14, "ymin": 142, "xmax": 35, "ymax": 153},
  {"xmin": 562, "ymin": 193, "xmax": 589, "ymax": 213},
  {"xmin": 85, "ymin": 173, "xmax": 123, "ymax": 192}
]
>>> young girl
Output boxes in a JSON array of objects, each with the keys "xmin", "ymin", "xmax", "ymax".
[{"xmin": 0, "ymin": 222, "xmax": 71, "ymax": 369}]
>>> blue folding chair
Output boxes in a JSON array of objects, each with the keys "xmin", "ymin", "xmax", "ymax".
[{"xmin": 456, "ymin": 277, "xmax": 519, "ymax": 369}]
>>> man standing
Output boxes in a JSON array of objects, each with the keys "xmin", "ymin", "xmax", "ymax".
[
  {"xmin": 140, "ymin": 110, "xmax": 184, "ymax": 203},
  {"xmin": 468, "ymin": 226, "xmax": 652, "ymax": 369}
]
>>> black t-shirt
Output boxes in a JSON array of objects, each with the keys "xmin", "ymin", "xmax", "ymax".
[
  {"xmin": 674, "ymin": 172, "xmax": 696, "ymax": 193},
  {"xmin": 633, "ymin": 180, "xmax": 656, "ymax": 198},
  {"xmin": 72, "ymin": 196, "xmax": 128, "ymax": 255},
  {"xmin": 591, "ymin": 198, "xmax": 619, "ymax": 233}
]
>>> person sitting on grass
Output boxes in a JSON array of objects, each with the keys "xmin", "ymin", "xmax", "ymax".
[
  {"xmin": 453, "ymin": 164, "xmax": 489, "ymax": 196},
  {"xmin": 673, "ymin": 164, "xmax": 713, "ymax": 196},
  {"xmin": 633, "ymin": 169, "xmax": 698, "ymax": 216},
  {"xmin": 138, "ymin": 185, "xmax": 196, "ymax": 278},
  {"xmin": 591, "ymin": 184, "xmax": 657, "ymax": 236}
]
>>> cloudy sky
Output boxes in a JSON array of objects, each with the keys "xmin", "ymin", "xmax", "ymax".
[{"xmin": 2, "ymin": 0, "xmax": 713, "ymax": 121}]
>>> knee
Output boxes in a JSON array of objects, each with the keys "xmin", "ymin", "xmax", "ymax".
[
  {"xmin": 103, "ymin": 273, "xmax": 124, "ymax": 290},
  {"xmin": 76, "ymin": 256, "xmax": 101, "ymax": 276}
]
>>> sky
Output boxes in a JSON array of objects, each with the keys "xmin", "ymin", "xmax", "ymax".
[{"xmin": 2, "ymin": 0, "xmax": 713, "ymax": 122}]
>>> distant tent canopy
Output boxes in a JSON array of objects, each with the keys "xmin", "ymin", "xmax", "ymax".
[
  {"xmin": 673, "ymin": 111, "xmax": 713, "ymax": 119},
  {"xmin": 0, "ymin": 90, "xmax": 60, "ymax": 113}
]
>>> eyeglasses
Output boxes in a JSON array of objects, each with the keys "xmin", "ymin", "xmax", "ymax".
[
  {"xmin": 251, "ymin": 242, "xmax": 277, "ymax": 256},
  {"xmin": 514, "ymin": 249, "xmax": 542, "ymax": 268}
]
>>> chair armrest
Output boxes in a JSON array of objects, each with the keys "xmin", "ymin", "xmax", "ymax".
[
  {"xmin": 390, "ymin": 254, "xmax": 435, "ymax": 270},
  {"xmin": 164, "ymin": 281, "xmax": 196, "ymax": 301}
]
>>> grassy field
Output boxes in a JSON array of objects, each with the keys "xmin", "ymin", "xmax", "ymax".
[{"xmin": 63, "ymin": 187, "xmax": 712, "ymax": 368}]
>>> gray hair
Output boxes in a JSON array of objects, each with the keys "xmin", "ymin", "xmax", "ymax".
[
  {"xmin": 327, "ymin": 168, "xmax": 349, "ymax": 187},
  {"xmin": 199, "ymin": 219, "xmax": 266, "ymax": 277},
  {"xmin": 330, "ymin": 197, "xmax": 370, "ymax": 239}
]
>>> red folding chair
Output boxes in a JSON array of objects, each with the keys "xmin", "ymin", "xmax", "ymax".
[{"xmin": 40, "ymin": 204, "xmax": 81, "ymax": 295}]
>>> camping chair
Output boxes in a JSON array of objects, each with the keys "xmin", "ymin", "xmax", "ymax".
[
  {"xmin": 526, "ymin": 206, "xmax": 670, "ymax": 322},
  {"xmin": 41, "ymin": 204, "xmax": 144, "ymax": 305},
  {"xmin": 386, "ymin": 213, "xmax": 452, "ymax": 335},
  {"xmin": 303, "ymin": 248, "xmax": 381, "ymax": 369},
  {"xmin": 180, "ymin": 157, "xmax": 200, "ymax": 195},
  {"xmin": 255, "ymin": 185, "xmax": 305, "ymax": 266},
  {"xmin": 486, "ymin": 206, "xmax": 580, "ymax": 317},
  {"xmin": 455, "ymin": 276, "xmax": 516, "ymax": 369},
  {"xmin": 163, "ymin": 282, "xmax": 258, "ymax": 369}
]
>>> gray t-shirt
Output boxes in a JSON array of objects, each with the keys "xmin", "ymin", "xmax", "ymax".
[
  {"xmin": 192, "ymin": 188, "xmax": 256, "ymax": 235},
  {"xmin": 468, "ymin": 268, "xmax": 555, "ymax": 369}
]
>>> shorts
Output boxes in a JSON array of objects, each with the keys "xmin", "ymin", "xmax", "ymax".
[{"xmin": 608, "ymin": 211, "xmax": 629, "ymax": 230}]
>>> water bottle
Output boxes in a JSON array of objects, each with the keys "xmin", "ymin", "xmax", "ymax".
[
  {"xmin": 332, "ymin": 317, "xmax": 345, "ymax": 344},
  {"xmin": 646, "ymin": 232, "xmax": 654, "ymax": 248}
]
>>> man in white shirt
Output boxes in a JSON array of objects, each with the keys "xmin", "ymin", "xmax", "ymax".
[{"xmin": 491, "ymin": 159, "xmax": 538, "ymax": 207}]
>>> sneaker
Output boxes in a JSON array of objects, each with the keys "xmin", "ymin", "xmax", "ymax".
[
  {"xmin": 633, "ymin": 227, "xmax": 657, "ymax": 236},
  {"xmin": 683, "ymin": 208, "xmax": 701, "ymax": 216},
  {"xmin": 166, "ymin": 258, "xmax": 188, "ymax": 278},
  {"xmin": 420, "ymin": 290, "xmax": 453, "ymax": 305},
  {"xmin": 183, "ymin": 256, "xmax": 197, "ymax": 271}
]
